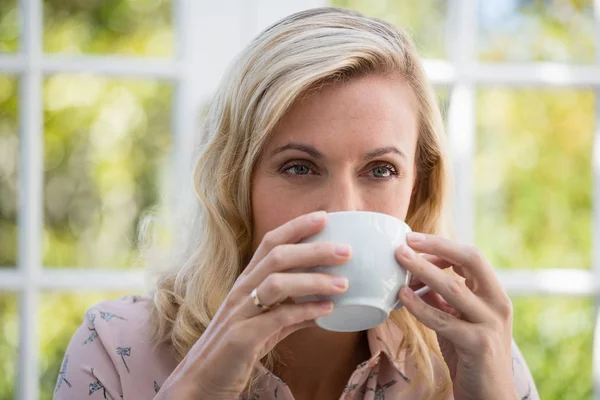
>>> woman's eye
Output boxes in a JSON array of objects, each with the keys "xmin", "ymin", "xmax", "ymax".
[
  {"xmin": 282, "ymin": 163, "xmax": 312, "ymax": 176},
  {"xmin": 370, "ymin": 164, "xmax": 398, "ymax": 179}
]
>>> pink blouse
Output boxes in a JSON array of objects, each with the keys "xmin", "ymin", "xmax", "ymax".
[{"xmin": 53, "ymin": 295, "xmax": 539, "ymax": 399}]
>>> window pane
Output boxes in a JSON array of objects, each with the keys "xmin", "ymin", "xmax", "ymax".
[
  {"xmin": 0, "ymin": 293, "xmax": 18, "ymax": 399},
  {"xmin": 512, "ymin": 296, "xmax": 593, "ymax": 399},
  {"xmin": 476, "ymin": 89, "xmax": 593, "ymax": 269},
  {"xmin": 435, "ymin": 85, "xmax": 450, "ymax": 125},
  {"xmin": 0, "ymin": 0, "xmax": 18, "ymax": 52},
  {"xmin": 478, "ymin": 0, "xmax": 596, "ymax": 63},
  {"xmin": 43, "ymin": 76, "xmax": 172, "ymax": 268},
  {"xmin": 0, "ymin": 75, "xmax": 18, "ymax": 267},
  {"xmin": 39, "ymin": 291, "xmax": 133, "ymax": 400},
  {"xmin": 330, "ymin": 0, "xmax": 449, "ymax": 59},
  {"xmin": 43, "ymin": 0, "xmax": 173, "ymax": 57}
]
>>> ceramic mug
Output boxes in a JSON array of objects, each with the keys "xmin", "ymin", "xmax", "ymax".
[{"xmin": 296, "ymin": 211, "xmax": 430, "ymax": 332}]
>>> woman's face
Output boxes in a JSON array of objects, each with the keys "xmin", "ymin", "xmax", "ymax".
[{"xmin": 251, "ymin": 74, "xmax": 419, "ymax": 249}]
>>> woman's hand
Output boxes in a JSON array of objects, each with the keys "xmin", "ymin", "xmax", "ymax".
[
  {"xmin": 157, "ymin": 211, "xmax": 351, "ymax": 399},
  {"xmin": 396, "ymin": 233, "xmax": 516, "ymax": 400}
]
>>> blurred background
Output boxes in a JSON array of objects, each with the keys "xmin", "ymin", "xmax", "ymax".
[{"xmin": 0, "ymin": 0, "xmax": 599, "ymax": 399}]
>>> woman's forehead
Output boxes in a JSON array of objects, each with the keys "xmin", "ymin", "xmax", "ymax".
[
  {"xmin": 288, "ymin": 75, "xmax": 415, "ymax": 121},
  {"xmin": 266, "ymin": 74, "xmax": 419, "ymax": 156}
]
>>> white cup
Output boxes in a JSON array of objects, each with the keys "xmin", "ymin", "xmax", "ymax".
[{"xmin": 296, "ymin": 211, "xmax": 429, "ymax": 332}]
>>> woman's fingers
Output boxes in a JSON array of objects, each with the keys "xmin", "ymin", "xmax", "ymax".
[
  {"xmin": 396, "ymin": 244, "xmax": 488, "ymax": 322},
  {"xmin": 406, "ymin": 233, "xmax": 502, "ymax": 295},
  {"xmin": 408, "ymin": 254, "xmax": 453, "ymax": 287},
  {"xmin": 398, "ymin": 287, "xmax": 473, "ymax": 348},
  {"xmin": 243, "ymin": 211, "xmax": 328, "ymax": 276},
  {"xmin": 244, "ymin": 242, "xmax": 351, "ymax": 287},
  {"xmin": 247, "ymin": 301, "xmax": 334, "ymax": 345},
  {"xmin": 421, "ymin": 253, "xmax": 453, "ymax": 269},
  {"xmin": 420, "ymin": 290, "xmax": 460, "ymax": 318},
  {"xmin": 240, "ymin": 272, "xmax": 348, "ymax": 318}
]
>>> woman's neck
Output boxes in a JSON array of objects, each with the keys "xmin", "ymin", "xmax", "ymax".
[{"xmin": 274, "ymin": 327, "xmax": 371, "ymax": 400}]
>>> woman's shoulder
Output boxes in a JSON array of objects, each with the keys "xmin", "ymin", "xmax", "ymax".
[
  {"xmin": 81, "ymin": 294, "xmax": 175, "ymax": 366},
  {"xmin": 54, "ymin": 294, "xmax": 178, "ymax": 399},
  {"xmin": 82, "ymin": 295, "xmax": 152, "ymax": 341},
  {"xmin": 86, "ymin": 294, "xmax": 152, "ymax": 326}
]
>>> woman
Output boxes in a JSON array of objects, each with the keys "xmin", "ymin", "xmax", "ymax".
[{"xmin": 54, "ymin": 7, "xmax": 538, "ymax": 400}]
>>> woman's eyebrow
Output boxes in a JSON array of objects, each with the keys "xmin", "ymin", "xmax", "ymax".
[
  {"xmin": 271, "ymin": 143, "xmax": 406, "ymax": 161},
  {"xmin": 364, "ymin": 146, "xmax": 406, "ymax": 160},
  {"xmin": 271, "ymin": 143, "xmax": 324, "ymax": 158}
]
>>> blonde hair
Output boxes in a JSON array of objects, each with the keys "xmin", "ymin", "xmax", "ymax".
[{"xmin": 149, "ymin": 6, "xmax": 452, "ymax": 399}]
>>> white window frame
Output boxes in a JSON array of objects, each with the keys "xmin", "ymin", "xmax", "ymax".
[{"xmin": 0, "ymin": 0, "xmax": 599, "ymax": 398}]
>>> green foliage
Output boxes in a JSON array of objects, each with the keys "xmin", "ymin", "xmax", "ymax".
[
  {"xmin": 42, "ymin": 76, "xmax": 172, "ymax": 268},
  {"xmin": 0, "ymin": 76, "xmax": 17, "ymax": 266},
  {"xmin": 332, "ymin": 0, "xmax": 448, "ymax": 59},
  {"xmin": 0, "ymin": 0, "xmax": 17, "ymax": 52},
  {"xmin": 512, "ymin": 297, "xmax": 594, "ymax": 400},
  {"xmin": 478, "ymin": 0, "xmax": 596, "ymax": 63},
  {"xmin": 0, "ymin": 295, "xmax": 17, "ymax": 400},
  {"xmin": 476, "ymin": 88, "xmax": 593, "ymax": 270},
  {"xmin": 43, "ymin": 0, "xmax": 173, "ymax": 56},
  {"xmin": 0, "ymin": 0, "xmax": 597, "ymax": 399}
]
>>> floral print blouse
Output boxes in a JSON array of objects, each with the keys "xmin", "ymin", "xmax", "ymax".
[{"xmin": 53, "ymin": 295, "xmax": 539, "ymax": 400}]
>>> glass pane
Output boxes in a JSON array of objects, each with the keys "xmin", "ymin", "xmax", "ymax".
[
  {"xmin": 39, "ymin": 291, "xmax": 133, "ymax": 400},
  {"xmin": 512, "ymin": 296, "xmax": 593, "ymax": 399},
  {"xmin": 43, "ymin": 0, "xmax": 173, "ymax": 57},
  {"xmin": 0, "ymin": 75, "xmax": 18, "ymax": 267},
  {"xmin": 476, "ymin": 89, "xmax": 593, "ymax": 269},
  {"xmin": 330, "ymin": 0, "xmax": 449, "ymax": 59},
  {"xmin": 0, "ymin": 0, "xmax": 18, "ymax": 52},
  {"xmin": 0, "ymin": 293, "xmax": 18, "ymax": 399},
  {"xmin": 435, "ymin": 85, "xmax": 450, "ymax": 126},
  {"xmin": 43, "ymin": 75, "xmax": 172, "ymax": 268},
  {"xmin": 478, "ymin": 0, "xmax": 596, "ymax": 63}
]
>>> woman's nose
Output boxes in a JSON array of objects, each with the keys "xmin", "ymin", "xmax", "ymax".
[{"xmin": 321, "ymin": 179, "xmax": 363, "ymax": 213}]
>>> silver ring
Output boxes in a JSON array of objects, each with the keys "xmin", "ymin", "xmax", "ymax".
[{"xmin": 250, "ymin": 287, "xmax": 272, "ymax": 311}]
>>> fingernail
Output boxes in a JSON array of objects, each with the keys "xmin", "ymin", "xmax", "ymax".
[
  {"xmin": 401, "ymin": 286, "xmax": 416, "ymax": 300},
  {"xmin": 335, "ymin": 244, "xmax": 351, "ymax": 257},
  {"xmin": 407, "ymin": 232, "xmax": 426, "ymax": 243},
  {"xmin": 332, "ymin": 276, "xmax": 348, "ymax": 289},
  {"xmin": 310, "ymin": 211, "xmax": 326, "ymax": 223},
  {"xmin": 319, "ymin": 301, "xmax": 334, "ymax": 310},
  {"xmin": 399, "ymin": 244, "xmax": 415, "ymax": 260}
]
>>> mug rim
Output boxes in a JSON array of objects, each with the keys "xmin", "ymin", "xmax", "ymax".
[{"xmin": 325, "ymin": 210, "xmax": 409, "ymax": 225}]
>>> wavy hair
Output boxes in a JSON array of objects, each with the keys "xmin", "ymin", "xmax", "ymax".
[{"xmin": 148, "ymin": 7, "xmax": 452, "ymax": 399}]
